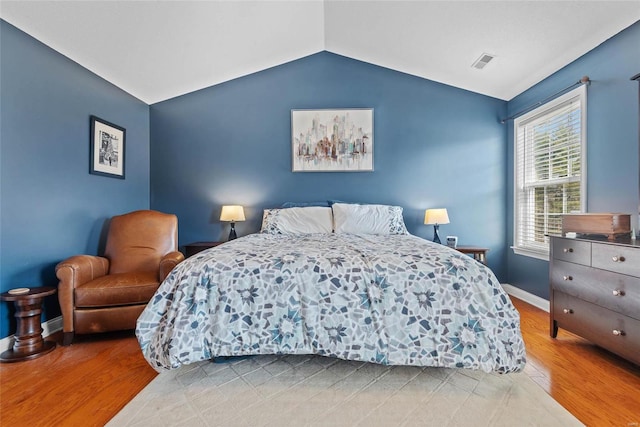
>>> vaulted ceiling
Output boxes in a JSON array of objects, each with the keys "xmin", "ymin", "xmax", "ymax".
[{"xmin": 1, "ymin": 1, "xmax": 639, "ymax": 104}]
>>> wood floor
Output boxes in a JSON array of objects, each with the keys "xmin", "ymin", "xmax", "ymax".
[{"xmin": 1, "ymin": 297, "xmax": 639, "ymax": 426}]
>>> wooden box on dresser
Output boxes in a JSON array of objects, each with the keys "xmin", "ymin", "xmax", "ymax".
[{"xmin": 550, "ymin": 235, "xmax": 640, "ymax": 365}]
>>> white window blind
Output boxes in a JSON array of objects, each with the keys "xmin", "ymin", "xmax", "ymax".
[{"xmin": 514, "ymin": 85, "xmax": 586, "ymax": 260}]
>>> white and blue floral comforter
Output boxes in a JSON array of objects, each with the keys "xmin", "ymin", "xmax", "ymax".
[{"xmin": 137, "ymin": 233, "xmax": 526, "ymax": 373}]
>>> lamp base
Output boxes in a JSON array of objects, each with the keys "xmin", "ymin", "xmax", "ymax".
[
  {"xmin": 433, "ymin": 224, "xmax": 441, "ymax": 244},
  {"xmin": 228, "ymin": 222, "xmax": 237, "ymax": 241}
]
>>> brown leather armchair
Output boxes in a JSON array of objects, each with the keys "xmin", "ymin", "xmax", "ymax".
[{"xmin": 55, "ymin": 210, "xmax": 184, "ymax": 345}]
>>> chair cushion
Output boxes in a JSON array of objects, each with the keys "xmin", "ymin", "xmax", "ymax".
[
  {"xmin": 74, "ymin": 271, "xmax": 160, "ymax": 308},
  {"xmin": 106, "ymin": 210, "xmax": 178, "ymax": 275}
]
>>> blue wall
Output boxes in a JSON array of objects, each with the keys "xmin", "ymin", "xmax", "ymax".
[
  {"xmin": 0, "ymin": 21, "xmax": 151, "ymax": 338},
  {"xmin": 506, "ymin": 22, "xmax": 640, "ymax": 299},
  {"xmin": 150, "ymin": 52, "xmax": 508, "ymax": 276},
  {"xmin": 7, "ymin": 17, "xmax": 633, "ymax": 340}
]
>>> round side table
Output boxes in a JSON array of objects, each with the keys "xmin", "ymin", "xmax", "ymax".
[{"xmin": 0, "ymin": 286, "xmax": 57, "ymax": 362}]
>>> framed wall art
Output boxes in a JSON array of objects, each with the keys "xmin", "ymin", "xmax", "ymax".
[
  {"xmin": 292, "ymin": 108, "xmax": 373, "ymax": 172},
  {"xmin": 90, "ymin": 115, "xmax": 125, "ymax": 179}
]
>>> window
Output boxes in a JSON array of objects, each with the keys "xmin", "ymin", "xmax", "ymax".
[{"xmin": 513, "ymin": 85, "xmax": 586, "ymax": 260}]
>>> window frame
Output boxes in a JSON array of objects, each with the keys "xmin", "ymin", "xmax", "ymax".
[{"xmin": 512, "ymin": 84, "xmax": 587, "ymax": 261}]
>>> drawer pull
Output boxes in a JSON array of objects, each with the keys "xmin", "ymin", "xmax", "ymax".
[
  {"xmin": 611, "ymin": 256, "xmax": 625, "ymax": 263},
  {"xmin": 562, "ymin": 308, "xmax": 573, "ymax": 314},
  {"xmin": 612, "ymin": 289, "xmax": 625, "ymax": 297},
  {"xmin": 562, "ymin": 248, "xmax": 574, "ymax": 254},
  {"xmin": 562, "ymin": 275, "xmax": 573, "ymax": 281},
  {"xmin": 612, "ymin": 329, "xmax": 625, "ymax": 336}
]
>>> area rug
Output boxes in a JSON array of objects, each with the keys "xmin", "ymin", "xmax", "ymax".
[{"xmin": 108, "ymin": 355, "xmax": 582, "ymax": 426}]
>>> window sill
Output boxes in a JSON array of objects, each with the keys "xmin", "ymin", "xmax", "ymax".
[{"xmin": 511, "ymin": 246, "xmax": 549, "ymax": 262}]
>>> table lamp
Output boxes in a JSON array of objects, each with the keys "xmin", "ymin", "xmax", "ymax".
[
  {"xmin": 220, "ymin": 205, "xmax": 245, "ymax": 240},
  {"xmin": 424, "ymin": 208, "xmax": 449, "ymax": 244}
]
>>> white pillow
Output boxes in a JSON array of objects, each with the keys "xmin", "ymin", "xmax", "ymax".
[
  {"xmin": 261, "ymin": 207, "xmax": 333, "ymax": 235},
  {"xmin": 332, "ymin": 203, "xmax": 408, "ymax": 235}
]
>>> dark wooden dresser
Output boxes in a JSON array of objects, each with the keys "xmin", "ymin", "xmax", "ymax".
[{"xmin": 550, "ymin": 235, "xmax": 640, "ymax": 365}]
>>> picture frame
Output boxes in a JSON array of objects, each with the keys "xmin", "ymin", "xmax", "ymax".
[
  {"xmin": 291, "ymin": 108, "xmax": 373, "ymax": 172},
  {"xmin": 90, "ymin": 115, "xmax": 125, "ymax": 179}
]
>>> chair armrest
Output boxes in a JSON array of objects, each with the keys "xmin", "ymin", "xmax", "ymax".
[
  {"xmin": 56, "ymin": 255, "xmax": 109, "ymax": 334},
  {"xmin": 159, "ymin": 251, "xmax": 185, "ymax": 281},
  {"xmin": 56, "ymin": 255, "xmax": 110, "ymax": 288}
]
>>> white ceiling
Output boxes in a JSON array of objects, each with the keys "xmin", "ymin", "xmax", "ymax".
[{"xmin": 1, "ymin": 1, "xmax": 639, "ymax": 104}]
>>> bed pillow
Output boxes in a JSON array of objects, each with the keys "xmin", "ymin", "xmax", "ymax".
[
  {"xmin": 332, "ymin": 203, "xmax": 409, "ymax": 235},
  {"xmin": 261, "ymin": 207, "xmax": 333, "ymax": 235}
]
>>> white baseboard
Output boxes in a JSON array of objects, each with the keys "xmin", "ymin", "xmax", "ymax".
[
  {"xmin": 0, "ymin": 315, "xmax": 63, "ymax": 354},
  {"xmin": 501, "ymin": 283, "xmax": 550, "ymax": 312}
]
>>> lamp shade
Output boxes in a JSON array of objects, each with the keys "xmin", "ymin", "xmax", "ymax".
[
  {"xmin": 424, "ymin": 208, "xmax": 450, "ymax": 225},
  {"xmin": 220, "ymin": 205, "xmax": 245, "ymax": 222}
]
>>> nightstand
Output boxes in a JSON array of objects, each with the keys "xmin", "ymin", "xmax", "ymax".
[
  {"xmin": 183, "ymin": 241, "xmax": 224, "ymax": 257},
  {"xmin": 455, "ymin": 246, "xmax": 489, "ymax": 264}
]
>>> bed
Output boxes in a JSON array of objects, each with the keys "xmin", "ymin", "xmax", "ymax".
[{"xmin": 137, "ymin": 204, "xmax": 526, "ymax": 373}]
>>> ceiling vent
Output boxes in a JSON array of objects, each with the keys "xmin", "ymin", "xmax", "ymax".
[{"xmin": 472, "ymin": 53, "xmax": 495, "ymax": 70}]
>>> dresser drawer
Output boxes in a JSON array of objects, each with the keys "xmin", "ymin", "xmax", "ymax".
[
  {"xmin": 553, "ymin": 292, "xmax": 640, "ymax": 365},
  {"xmin": 591, "ymin": 242, "xmax": 640, "ymax": 277},
  {"xmin": 551, "ymin": 238, "xmax": 591, "ymax": 265},
  {"xmin": 551, "ymin": 260, "xmax": 640, "ymax": 320}
]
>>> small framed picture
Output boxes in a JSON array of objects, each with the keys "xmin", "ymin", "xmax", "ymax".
[
  {"xmin": 446, "ymin": 236, "xmax": 458, "ymax": 248},
  {"xmin": 90, "ymin": 115, "xmax": 125, "ymax": 179}
]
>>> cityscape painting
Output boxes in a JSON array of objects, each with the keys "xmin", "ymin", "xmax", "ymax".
[{"xmin": 292, "ymin": 109, "xmax": 373, "ymax": 172}]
